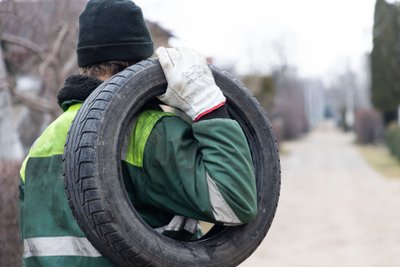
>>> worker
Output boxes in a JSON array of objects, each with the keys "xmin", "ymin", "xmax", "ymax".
[{"xmin": 19, "ymin": 0, "xmax": 257, "ymax": 266}]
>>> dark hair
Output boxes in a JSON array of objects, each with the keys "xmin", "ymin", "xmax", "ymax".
[{"xmin": 80, "ymin": 60, "xmax": 135, "ymax": 78}]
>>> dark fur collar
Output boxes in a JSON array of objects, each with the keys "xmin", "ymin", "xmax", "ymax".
[
  {"xmin": 57, "ymin": 75, "xmax": 102, "ymax": 111},
  {"xmin": 57, "ymin": 74, "xmax": 163, "ymax": 112}
]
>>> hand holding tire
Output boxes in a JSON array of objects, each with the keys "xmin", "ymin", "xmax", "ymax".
[{"xmin": 156, "ymin": 47, "xmax": 226, "ymax": 121}]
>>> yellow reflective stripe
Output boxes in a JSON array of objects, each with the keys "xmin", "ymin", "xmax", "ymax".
[
  {"xmin": 20, "ymin": 156, "xmax": 29, "ymax": 183},
  {"xmin": 20, "ymin": 104, "xmax": 82, "ymax": 183},
  {"xmin": 125, "ymin": 110, "xmax": 174, "ymax": 167}
]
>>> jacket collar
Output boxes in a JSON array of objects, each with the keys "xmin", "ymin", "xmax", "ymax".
[
  {"xmin": 57, "ymin": 75, "xmax": 103, "ymax": 111},
  {"xmin": 57, "ymin": 74, "xmax": 164, "ymax": 112}
]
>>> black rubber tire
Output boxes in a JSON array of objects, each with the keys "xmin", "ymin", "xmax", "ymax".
[{"xmin": 64, "ymin": 59, "xmax": 280, "ymax": 267}]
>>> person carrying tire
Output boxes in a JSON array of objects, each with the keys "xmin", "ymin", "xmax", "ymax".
[{"xmin": 19, "ymin": 0, "xmax": 257, "ymax": 266}]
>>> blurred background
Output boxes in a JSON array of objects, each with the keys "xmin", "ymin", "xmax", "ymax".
[{"xmin": 0, "ymin": 0, "xmax": 399, "ymax": 266}]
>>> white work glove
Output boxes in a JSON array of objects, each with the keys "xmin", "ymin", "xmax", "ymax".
[{"xmin": 156, "ymin": 47, "xmax": 226, "ymax": 121}]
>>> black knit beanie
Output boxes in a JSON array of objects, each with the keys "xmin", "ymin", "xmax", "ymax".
[{"xmin": 77, "ymin": 0, "xmax": 154, "ymax": 67}]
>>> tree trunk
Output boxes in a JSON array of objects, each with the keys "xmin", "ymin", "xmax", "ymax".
[{"xmin": 0, "ymin": 40, "xmax": 24, "ymax": 160}]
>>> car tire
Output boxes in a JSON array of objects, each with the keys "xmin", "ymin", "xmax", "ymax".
[{"xmin": 64, "ymin": 58, "xmax": 280, "ymax": 267}]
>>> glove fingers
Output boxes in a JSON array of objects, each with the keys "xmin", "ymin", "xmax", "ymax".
[
  {"xmin": 178, "ymin": 47, "xmax": 203, "ymax": 66},
  {"xmin": 166, "ymin": 47, "xmax": 183, "ymax": 66},
  {"xmin": 156, "ymin": 47, "xmax": 174, "ymax": 73}
]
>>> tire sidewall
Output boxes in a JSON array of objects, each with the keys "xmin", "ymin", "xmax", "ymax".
[{"xmin": 65, "ymin": 60, "xmax": 280, "ymax": 267}]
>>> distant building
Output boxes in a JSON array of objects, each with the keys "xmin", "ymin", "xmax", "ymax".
[{"xmin": 146, "ymin": 21, "xmax": 174, "ymax": 49}]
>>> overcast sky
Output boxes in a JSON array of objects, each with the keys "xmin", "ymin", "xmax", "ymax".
[{"xmin": 135, "ymin": 0, "xmax": 377, "ymax": 79}]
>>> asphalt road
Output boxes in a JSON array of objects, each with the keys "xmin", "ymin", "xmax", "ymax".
[{"xmin": 240, "ymin": 122, "xmax": 400, "ymax": 267}]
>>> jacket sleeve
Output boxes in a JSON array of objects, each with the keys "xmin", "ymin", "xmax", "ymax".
[{"xmin": 141, "ymin": 116, "xmax": 257, "ymax": 225}]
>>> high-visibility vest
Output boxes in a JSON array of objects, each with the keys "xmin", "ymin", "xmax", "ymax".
[{"xmin": 19, "ymin": 103, "xmax": 171, "ymax": 266}]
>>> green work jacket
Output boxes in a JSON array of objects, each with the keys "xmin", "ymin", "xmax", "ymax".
[{"xmin": 19, "ymin": 100, "xmax": 256, "ymax": 266}]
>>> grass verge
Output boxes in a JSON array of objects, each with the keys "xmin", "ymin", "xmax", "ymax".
[{"xmin": 358, "ymin": 145, "xmax": 400, "ymax": 178}]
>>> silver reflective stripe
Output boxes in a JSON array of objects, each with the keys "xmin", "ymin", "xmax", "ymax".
[
  {"xmin": 165, "ymin": 215, "xmax": 199, "ymax": 233},
  {"xmin": 23, "ymin": 236, "xmax": 102, "ymax": 258},
  {"xmin": 154, "ymin": 224, "xmax": 168, "ymax": 234},
  {"xmin": 206, "ymin": 173, "xmax": 242, "ymax": 225}
]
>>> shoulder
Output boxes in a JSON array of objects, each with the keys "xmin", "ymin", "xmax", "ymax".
[{"xmin": 29, "ymin": 104, "xmax": 81, "ymax": 158}]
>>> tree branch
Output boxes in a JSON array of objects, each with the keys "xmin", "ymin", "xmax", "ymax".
[
  {"xmin": 39, "ymin": 22, "xmax": 69, "ymax": 77},
  {"xmin": 1, "ymin": 33, "xmax": 44, "ymax": 57},
  {"xmin": 12, "ymin": 90, "xmax": 58, "ymax": 116},
  {"xmin": 60, "ymin": 52, "xmax": 77, "ymax": 79}
]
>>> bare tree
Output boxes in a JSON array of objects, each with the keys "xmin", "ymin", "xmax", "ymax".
[
  {"xmin": 0, "ymin": 0, "xmax": 86, "ymax": 150},
  {"xmin": 271, "ymin": 69, "xmax": 309, "ymax": 140},
  {"xmin": 0, "ymin": 38, "xmax": 24, "ymax": 160},
  {"xmin": 0, "ymin": 2, "xmax": 85, "ymax": 265}
]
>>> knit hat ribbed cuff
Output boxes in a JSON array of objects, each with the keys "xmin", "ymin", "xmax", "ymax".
[{"xmin": 77, "ymin": 41, "xmax": 154, "ymax": 67}]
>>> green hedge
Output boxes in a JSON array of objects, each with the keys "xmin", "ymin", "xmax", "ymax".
[{"xmin": 385, "ymin": 125, "xmax": 400, "ymax": 160}]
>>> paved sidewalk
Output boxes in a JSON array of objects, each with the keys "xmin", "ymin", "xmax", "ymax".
[{"xmin": 240, "ymin": 122, "xmax": 400, "ymax": 267}]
